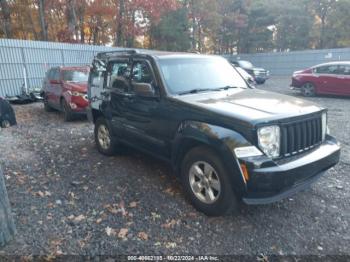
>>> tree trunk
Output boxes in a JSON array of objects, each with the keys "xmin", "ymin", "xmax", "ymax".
[
  {"xmin": 115, "ymin": 0, "xmax": 125, "ymax": 46},
  {"xmin": 190, "ymin": 0, "xmax": 197, "ymax": 50},
  {"xmin": 0, "ymin": 166, "xmax": 16, "ymax": 247},
  {"xmin": 66, "ymin": 0, "xmax": 78, "ymax": 42},
  {"xmin": 38, "ymin": 0, "xmax": 48, "ymax": 41},
  {"xmin": 0, "ymin": 0, "xmax": 13, "ymax": 38}
]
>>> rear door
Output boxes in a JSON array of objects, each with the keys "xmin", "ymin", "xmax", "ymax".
[
  {"xmin": 335, "ymin": 64, "xmax": 350, "ymax": 95},
  {"xmin": 313, "ymin": 64, "xmax": 338, "ymax": 94}
]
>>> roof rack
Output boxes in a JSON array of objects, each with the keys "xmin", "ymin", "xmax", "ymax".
[{"xmin": 96, "ymin": 49, "xmax": 139, "ymax": 59}]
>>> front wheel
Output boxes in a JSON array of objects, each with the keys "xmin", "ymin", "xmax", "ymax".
[
  {"xmin": 43, "ymin": 93, "xmax": 54, "ymax": 112},
  {"xmin": 301, "ymin": 82, "xmax": 316, "ymax": 97},
  {"xmin": 94, "ymin": 117, "xmax": 119, "ymax": 156},
  {"xmin": 181, "ymin": 146, "xmax": 238, "ymax": 216},
  {"xmin": 61, "ymin": 99, "xmax": 74, "ymax": 122}
]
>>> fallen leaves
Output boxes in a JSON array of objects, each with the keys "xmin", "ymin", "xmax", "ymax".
[
  {"xmin": 129, "ymin": 201, "xmax": 138, "ymax": 208},
  {"xmin": 118, "ymin": 228, "xmax": 128, "ymax": 239},
  {"xmin": 138, "ymin": 232, "xmax": 148, "ymax": 241},
  {"xmin": 105, "ymin": 227, "xmax": 129, "ymax": 239},
  {"xmin": 67, "ymin": 214, "xmax": 86, "ymax": 223},
  {"xmin": 105, "ymin": 226, "xmax": 115, "ymax": 236},
  {"xmin": 151, "ymin": 212, "xmax": 161, "ymax": 221},
  {"xmin": 161, "ymin": 219, "xmax": 179, "ymax": 229},
  {"xmin": 104, "ymin": 202, "xmax": 128, "ymax": 217}
]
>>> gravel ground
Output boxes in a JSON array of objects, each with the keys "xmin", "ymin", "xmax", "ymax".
[{"xmin": 0, "ymin": 77, "xmax": 349, "ymax": 257}]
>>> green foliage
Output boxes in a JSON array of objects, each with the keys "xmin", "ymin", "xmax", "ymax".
[{"xmin": 150, "ymin": 8, "xmax": 191, "ymax": 51}]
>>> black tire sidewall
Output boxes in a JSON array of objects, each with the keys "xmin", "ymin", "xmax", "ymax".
[
  {"xmin": 181, "ymin": 146, "xmax": 237, "ymax": 216},
  {"xmin": 43, "ymin": 94, "xmax": 53, "ymax": 112},
  {"xmin": 62, "ymin": 99, "xmax": 73, "ymax": 121},
  {"xmin": 94, "ymin": 117, "xmax": 117, "ymax": 156}
]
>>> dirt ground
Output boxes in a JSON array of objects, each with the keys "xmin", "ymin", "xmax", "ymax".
[{"xmin": 0, "ymin": 77, "xmax": 349, "ymax": 258}]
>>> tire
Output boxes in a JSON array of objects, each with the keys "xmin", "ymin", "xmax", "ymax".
[
  {"xmin": 181, "ymin": 146, "xmax": 238, "ymax": 216},
  {"xmin": 94, "ymin": 117, "xmax": 119, "ymax": 156},
  {"xmin": 301, "ymin": 82, "xmax": 316, "ymax": 97},
  {"xmin": 43, "ymin": 93, "xmax": 54, "ymax": 112},
  {"xmin": 1, "ymin": 119, "xmax": 10, "ymax": 128},
  {"xmin": 61, "ymin": 99, "xmax": 74, "ymax": 122},
  {"xmin": 256, "ymin": 80, "xmax": 265, "ymax": 85}
]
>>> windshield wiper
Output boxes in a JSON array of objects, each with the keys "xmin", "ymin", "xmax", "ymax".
[
  {"xmin": 213, "ymin": 85, "xmax": 239, "ymax": 91},
  {"xmin": 178, "ymin": 86, "xmax": 239, "ymax": 95},
  {"xmin": 178, "ymin": 88, "xmax": 214, "ymax": 95}
]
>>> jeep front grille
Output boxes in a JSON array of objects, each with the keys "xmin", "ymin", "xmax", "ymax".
[{"xmin": 280, "ymin": 116, "xmax": 323, "ymax": 157}]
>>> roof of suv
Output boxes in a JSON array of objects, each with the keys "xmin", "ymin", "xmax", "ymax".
[{"xmin": 95, "ymin": 49, "xmax": 213, "ymax": 60}]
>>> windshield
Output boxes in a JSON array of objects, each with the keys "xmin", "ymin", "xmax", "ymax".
[
  {"xmin": 238, "ymin": 60, "xmax": 253, "ymax": 68},
  {"xmin": 235, "ymin": 67, "xmax": 251, "ymax": 79},
  {"xmin": 62, "ymin": 70, "xmax": 89, "ymax": 82},
  {"xmin": 158, "ymin": 56, "xmax": 247, "ymax": 95}
]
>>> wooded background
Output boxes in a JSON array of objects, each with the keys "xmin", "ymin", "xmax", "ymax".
[{"xmin": 1, "ymin": 0, "xmax": 350, "ymax": 54}]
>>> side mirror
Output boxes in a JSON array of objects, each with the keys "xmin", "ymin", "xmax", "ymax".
[{"xmin": 132, "ymin": 82, "xmax": 155, "ymax": 97}]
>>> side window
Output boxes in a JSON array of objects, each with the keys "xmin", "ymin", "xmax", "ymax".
[
  {"xmin": 47, "ymin": 69, "xmax": 55, "ymax": 80},
  {"xmin": 315, "ymin": 65, "xmax": 337, "ymax": 74},
  {"xmin": 52, "ymin": 69, "xmax": 61, "ymax": 81},
  {"xmin": 109, "ymin": 61, "xmax": 130, "ymax": 92},
  {"xmin": 131, "ymin": 61, "xmax": 154, "ymax": 84},
  {"xmin": 337, "ymin": 65, "xmax": 350, "ymax": 75},
  {"xmin": 89, "ymin": 69, "xmax": 104, "ymax": 87}
]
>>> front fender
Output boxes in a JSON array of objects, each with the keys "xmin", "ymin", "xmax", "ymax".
[{"xmin": 172, "ymin": 121, "xmax": 253, "ymax": 197}]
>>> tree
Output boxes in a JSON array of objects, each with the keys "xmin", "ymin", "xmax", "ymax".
[
  {"xmin": 150, "ymin": 8, "xmax": 191, "ymax": 51},
  {"xmin": 272, "ymin": 0, "xmax": 313, "ymax": 51},
  {"xmin": 312, "ymin": 0, "xmax": 337, "ymax": 48},
  {"xmin": 0, "ymin": 0, "xmax": 13, "ymax": 38},
  {"xmin": 38, "ymin": 0, "xmax": 48, "ymax": 40},
  {"xmin": 0, "ymin": 166, "xmax": 16, "ymax": 247}
]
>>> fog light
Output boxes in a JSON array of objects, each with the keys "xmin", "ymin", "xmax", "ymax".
[
  {"xmin": 240, "ymin": 163, "xmax": 249, "ymax": 181},
  {"xmin": 69, "ymin": 102, "xmax": 77, "ymax": 109}
]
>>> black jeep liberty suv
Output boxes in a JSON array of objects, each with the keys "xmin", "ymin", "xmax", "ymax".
[{"xmin": 87, "ymin": 50, "xmax": 340, "ymax": 216}]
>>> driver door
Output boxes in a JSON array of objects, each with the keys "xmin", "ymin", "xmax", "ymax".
[{"xmin": 122, "ymin": 60, "xmax": 168, "ymax": 157}]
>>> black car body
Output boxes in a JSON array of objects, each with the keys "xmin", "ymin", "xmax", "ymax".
[
  {"xmin": 231, "ymin": 60, "xmax": 269, "ymax": 84},
  {"xmin": 87, "ymin": 50, "xmax": 340, "ymax": 216},
  {"xmin": 0, "ymin": 97, "xmax": 17, "ymax": 128}
]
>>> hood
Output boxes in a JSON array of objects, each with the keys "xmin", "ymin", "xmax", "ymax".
[
  {"xmin": 253, "ymin": 67, "xmax": 265, "ymax": 71},
  {"xmin": 64, "ymin": 82, "xmax": 87, "ymax": 93},
  {"xmin": 174, "ymin": 88, "xmax": 323, "ymax": 125}
]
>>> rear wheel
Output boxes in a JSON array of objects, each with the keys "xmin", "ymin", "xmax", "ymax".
[
  {"xmin": 181, "ymin": 146, "xmax": 238, "ymax": 216},
  {"xmin": 61, "ymin": 99, "xmax": 74, "ymax": 122},
  {"xmin": 94, "ymin": 117, "xmax": 119, "ymax": 156},
  {"xmin": 301, "ymin": 82, "xmax": 316, "ymax": 97}
]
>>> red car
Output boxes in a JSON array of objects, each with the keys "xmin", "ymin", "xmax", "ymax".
[
  {"xmin": 291, "ymin": 61, "xmax": 350, "ymax": 97},
  {"xmin": 41, "ymin": 66, "xmax": 90, "ymax": 121}
]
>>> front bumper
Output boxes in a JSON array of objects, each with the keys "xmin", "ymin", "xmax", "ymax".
[{"xmin": 242, "ymin": 136, "xmax": 340, "ymax": 204}]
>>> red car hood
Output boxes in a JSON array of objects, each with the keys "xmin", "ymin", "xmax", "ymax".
[{"xmin": 64, "ymin": 82, "xmax": 87, "ymax": 93}]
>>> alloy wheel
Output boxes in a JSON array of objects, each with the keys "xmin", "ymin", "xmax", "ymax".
[
  {"xmin": 97, "ymin": 124, "xmax": 111, "ymax": 150},
  {"xmin": 188, "ymin": 161, "xmax": 221, "ymax": 204},
  {"xmin": 302, "ymin": 83, "xmax": 315, "ymax": 97}
]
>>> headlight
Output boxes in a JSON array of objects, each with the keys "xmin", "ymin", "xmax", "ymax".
[
  {"xmin": 257, "ymin": 125, "xmax": 280, "ymax": 158},
  {"xmin": 322, "ymin": 112, "xmax": 328, "ymax": 140},
  {"xmin": 68, "ymin": 90, "xmax": 86, "ymax": 97}
]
